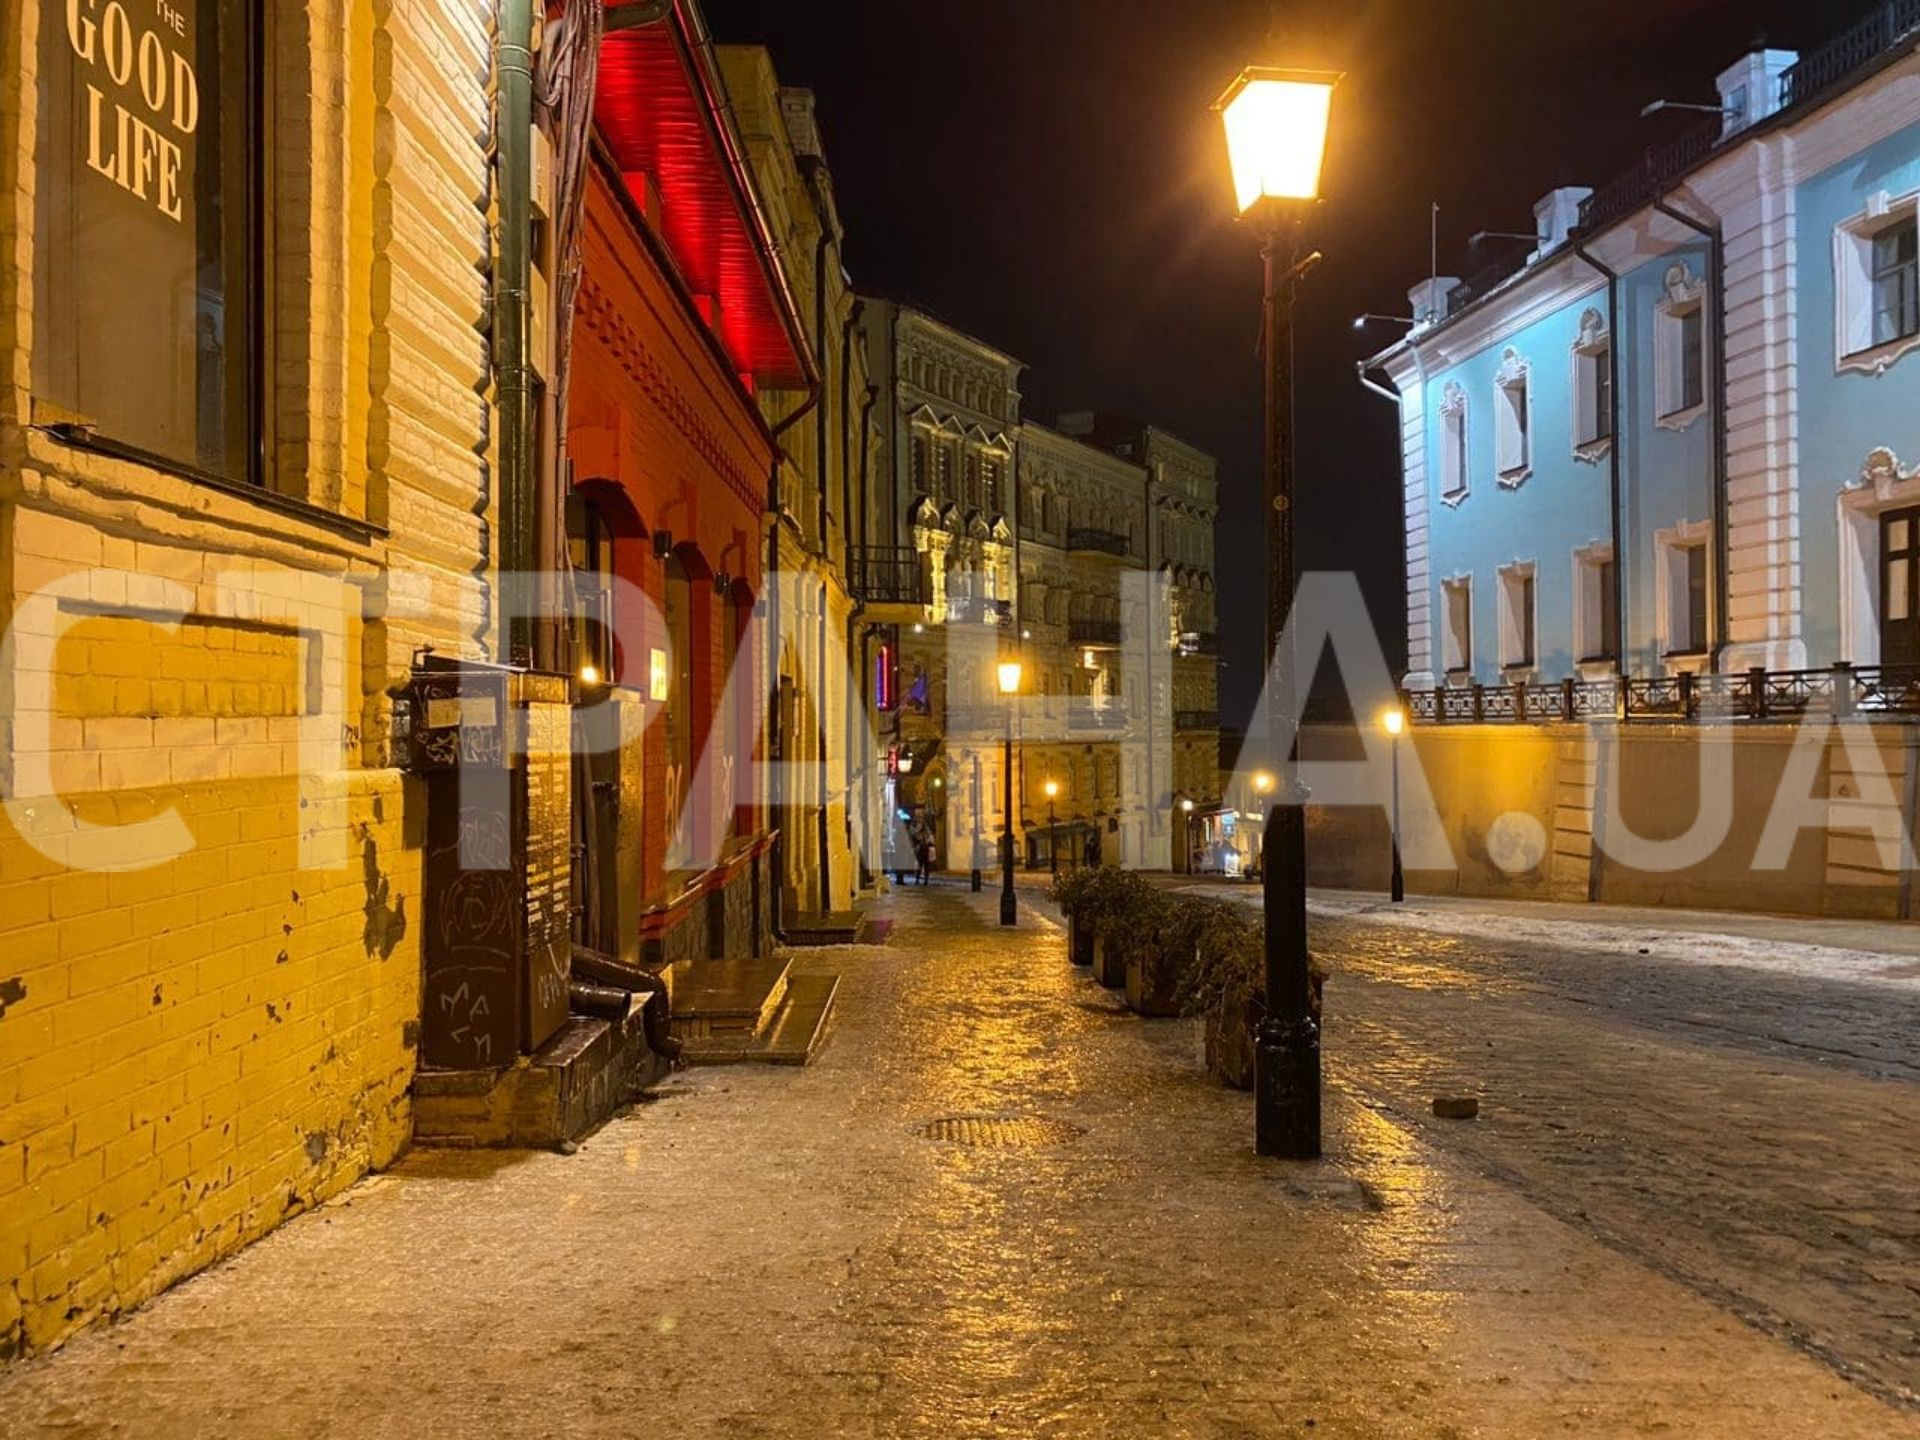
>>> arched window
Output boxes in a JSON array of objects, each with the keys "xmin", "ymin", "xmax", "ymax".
[
  {"xmin": 664, "ymin": 552, "xmax": 695, "ymax": 860},
  {"xmin": 567, "ymin": 498, "xmax": 616, "ymax": 682}
]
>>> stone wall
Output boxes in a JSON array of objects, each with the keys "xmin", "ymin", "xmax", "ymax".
[{"xmin": 1301, "ymin": 721, "xmax": 1916, "ymax": 920}]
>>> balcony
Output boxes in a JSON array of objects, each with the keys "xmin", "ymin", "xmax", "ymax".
[
  {"xmin": 1067, "ymin": 702, "xmax": 1130, "ymax": 733},
  {"xmin": 1069, "ymin": 618, "xmax": 1123, "ymax": 647},
  {"xmin": 1175, "ymin": 710, "xmax": 1219, "ymax": 732},
  {"xmin": 1067, "ymin": 527, "xmax": 1130, "ymax": 557},
  {"xmin": 1176, "ymin": 632, "xmax": 1218, "ymax": 657},
  {"xmin": 949, "ymin": 597, "xmax": 1013, "ymax": 627},
  {"xmin": 847, "ymin": 546, "xmax": 927, "ymax": 607}
]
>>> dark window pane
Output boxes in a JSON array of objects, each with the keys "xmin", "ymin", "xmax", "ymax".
[
  {"xmin": 1872, "ymin": 219, "xmax": 1919, "ymax": 347},
  {"xmin": 1678, "ymin": 310, "xmax": 1704, "ymax": 413},
  {"xmin": 1594, "ymin": 351, "xmax": 1612, "ymax": 441},
  {"xmin": 33, "ymin": 0, "xmax": 255, "ymax": 482},
  {"xmin": 1520, "ymin": 575, "xmax": 1535, "ymax": 666},
  {"xmin": 1599, "ymin": 559, "xmax": 1619, "ymax": 659},
  {"xmin": 1685, "ymin": 546, "xmax": 1709, "ymax": 652}
]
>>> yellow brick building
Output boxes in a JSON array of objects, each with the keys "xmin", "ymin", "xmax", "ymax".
[{"xmin": 1, "ymin": 0, "xmax": 497, "ymax": 1354}]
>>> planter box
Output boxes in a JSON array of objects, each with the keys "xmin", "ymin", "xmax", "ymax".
[
  {"xmin": 1205, "ymin": 992, "xmax": 1258, "ymax": 1090},
  {"xmin": 1203, "ymin": 977, "xmax": 1326, "ymax": 1089},
  {"xmin": 1066, "ymin": 912, "xmax": 1094, "ymax": 967},
  {"xmin": 1092, "ymin": 929, "xmax": 1128, "ymax": 989},
  {"xmin": 1124, "ymin": 946, "xmax": 1186, "ymax": 1017}
]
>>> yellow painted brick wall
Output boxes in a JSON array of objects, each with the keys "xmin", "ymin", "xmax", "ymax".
[{"xmin": 0, "ymin": 0, "xmax": 496, "ymax": 1357}]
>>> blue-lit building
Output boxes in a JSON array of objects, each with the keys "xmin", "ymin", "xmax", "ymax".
[{"xmin": 1368, "ymin": 11, "xmax": 1920, "ymax": 699}]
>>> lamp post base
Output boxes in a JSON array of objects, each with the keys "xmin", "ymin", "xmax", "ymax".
[
  {"xmin": 1253, "ymin": 1013, "xmax": 1321, "ymax": 1159},
  {"xmin": 999, "ymin": 890, "xmax": 1017, "ymax": 926},
  {"xmin": 970, "ymin": 868, "xmax": 982, "ymax": 893}
]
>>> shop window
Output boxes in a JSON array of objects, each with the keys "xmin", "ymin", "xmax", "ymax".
[{"xmin": 34, "ymin": 0, "xmax": 263, "ymax": 484}]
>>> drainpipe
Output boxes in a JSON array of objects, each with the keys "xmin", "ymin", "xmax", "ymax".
[
  {"xmin": 809, "ymin": 207, "xmax": 833, "ymax": 552},
  {"xmin": 817, "ymin": 581, "xmax": 832, "ymax": 911},
  {"xmin": 841, "ymin": 301, "xmax": 863, "ymax": 575},
  {"xmin": 767, "ymin": 395, "xmax": 819, "ymax": 944},
  {"xmin": 1355, "ymin": 360, "xmax": 1416, "ymax": 681},
  {"xmin": 1569, "ymin": 238, "xmax": 1627, "ymax": 678},
  {"xmin": 495, "ymin": 0, "xmax": 536, "ymax": 665},
  {"xmin": 1653, "ymin": 199, "xmax": 1730, "ymax": 670}
]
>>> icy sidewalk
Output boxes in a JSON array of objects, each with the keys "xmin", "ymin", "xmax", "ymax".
[{"xmin": 2, "ymin": 883, "xmax": 1915, "ymax": 1437}]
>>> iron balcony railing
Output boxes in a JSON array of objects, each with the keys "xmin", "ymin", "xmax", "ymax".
[
  {"xmin": 1401, "ymin": 663, "xmax": 1920, "ymax": 726},
  {"xmin": 949, "ymin": 596, "xmax": 1013, "ymax": 627},
  {"xmin": 1066, "ymin": 701, "xmax": 1130, "ymax": 732},
  {"xmin": 1067, "ymin": 527, "xmax": 1130, "ymax": 557},
  {"xmin": 1175, "ymin": 709, "xmax": 1220, "ymax": 731},
  {"xmin": 846, "ymin": 546, "xmax": 927, "ymax": 607},
  {"xmin": 1069, "ymin": 618, "xmax": 1124, "ymax": 646},
  {"xmin": 1780, "ymin": 0, "xmax": 1920, "ymax": 109}
]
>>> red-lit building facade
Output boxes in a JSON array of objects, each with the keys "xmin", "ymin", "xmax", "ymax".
[{"xmin": 565, "ymin": 4, "xmax": 813, "ymax": 966}]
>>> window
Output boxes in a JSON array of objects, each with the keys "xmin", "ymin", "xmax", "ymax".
[
  {"xmin": 933, "ymin": 443, "xmax": 953, "ymax": 501},
  {"xmin": 1574, "ymin": 545, "xmax": 1618, "ymax": 665},
  {"xmin": 1438, "ymin": 381, "xmax": 1469, "ymax": 504},
  {"xmin": 34, "ymin": 0, "xmax": 262, "ymax": 484},
  {"xmin": 1441, "ymin": 577, "xmax": 1473, "ymax": 676},
  {"xmin": 1655, "ymin": 263, "xmax": 1708, "ymax": 424},
  {"xmin": 1493, "ymin": 349, "xmax": 1531, "ymax": 484},
  {"xmin": 1872, "ymin": 218, "xmax": 1918, "ymax": 349},
  {"xmin": 1572, "ymin": 309, "xmax": 1612, "ymax": 455},
  {"xmin": 1656, "ymin": 523, "xmax": 1711, "ymax": 660},
  {"xmin": 1497, "ymin": 564, "xmax": 1536, "ymax": 670},
  {"xmin": 911, "ymin": 433, "xmax": 929, "ymax": 494},
  {"xmin": 1684, "ymin": 544, "xmax": 1709, "ymax": 653},
  {"xmin": 1836, "ymin": 195, "xmax": 1920, "ymax": 370}
]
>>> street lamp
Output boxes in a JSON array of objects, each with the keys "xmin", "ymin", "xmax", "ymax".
[
  {"xmin": 1217, "ymin": 62, "xmax": 1340, "ymax": 1161},
  {"xmin": 997, "ymin": 659, "xmax": 1023, "ymax": 925},
  {"xmin": 1044, "ymin": 778, "xmax": 1060, "ymax": 875},
  {"xmin": 1380, "ymin": 706, "xmax": 1405, "ymax": 903}
]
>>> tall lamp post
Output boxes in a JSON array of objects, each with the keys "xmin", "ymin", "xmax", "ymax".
[
  {"xmin": 997, "ymin": 659, "xmax": 1023, "ymax": 925},
  {"xmin": 1216, "ymin": 64, "xmax": 1340, "ymax": 1161},
  {"xmin": 1044, "ymin": 779, "xmax": 1060, "ymax": 875},
  {"xmin": 1180, "ymin": 795, "xmax": 1197, "ymax": 873},
  {"xmin": 1380, "ymin": 707, "xmax": 1405, "ymax": 902}
]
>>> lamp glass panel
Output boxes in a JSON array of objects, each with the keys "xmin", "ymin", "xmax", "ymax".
[{"xmin": 1222, "ymin": 75, "xmax": 1334, "ymax": 211}]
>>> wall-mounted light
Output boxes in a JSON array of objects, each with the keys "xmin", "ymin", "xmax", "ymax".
[
  {"xmin": 1352, "ymin": 313, "xmax": 1416, "ymax": 331},
  {"xmin": 713, "ymin": 571, "xmax": 732, "ymax": 596},
  {"xmin": 653, "ymin": 531, "xmax": 673, "ymax": 560}
]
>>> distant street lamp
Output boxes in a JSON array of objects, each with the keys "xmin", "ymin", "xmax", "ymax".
[
  {"xmin": 1044, "ymin": 779, "xmax": 1060, "ymax": 875},
  {"xmin": 1217, "ymin": 63, "xmax": 1340, "ymax": 1161},
  {"xmin": 997, "ymin": 660, "xmax": 1023, "ymax": 925},
  {"xmin": 1380, "ymin": 706, "xmax": 1405, "ymax": 903}
]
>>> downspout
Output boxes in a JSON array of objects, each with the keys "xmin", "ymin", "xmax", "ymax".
[
  {"xmin": 1355, "ymin": 360, "xmax": 1415, "ymax": 680},
  {"xmin": 817, "ymin": 581, "xmax": 832, "ymax": 911},
  {"xmin": 1569, "ymin": 238, "xmax": 1626, "ymax": 677},
  {"xmin": 840, "ymin": 301, "xmax": 863, "ymax": 574},
  {"xmin": 767, "ymin": 396, "xmax": 819, "ymax": 944},
  {"xmin": 809, "ymin": 206, "xmax": 833, "ymax": 551},
  {"xmin": 495, "ymin": 0, "xmax": 536, "ymax": 665},
  {"xmin": 1653, "ymin": 199, "xmax": 1730, "ymax": 669}
]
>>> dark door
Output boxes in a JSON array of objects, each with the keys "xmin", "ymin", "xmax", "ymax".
[{"xmin": 1881, "ymin": 507, "xmax": 1920, "ymax": 666}]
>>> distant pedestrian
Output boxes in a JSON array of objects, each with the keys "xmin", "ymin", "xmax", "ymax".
[
  {"xmin": 915, "ymin": 833, "xmax": 934, "ymax": 886},
  {"xmin": 1084, "ymin": 828, "xmax": 1102, "ymax": 869}
]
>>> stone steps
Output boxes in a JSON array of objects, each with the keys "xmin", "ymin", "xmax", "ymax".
[{"xmin": 681, "ymin": 973, "xmax": 840, "ymax": 1067}]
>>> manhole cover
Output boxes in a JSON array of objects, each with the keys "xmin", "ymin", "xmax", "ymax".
[{"xmin": 913, "ymin": 1114, "xmax": 1086, "ymax": 1148}]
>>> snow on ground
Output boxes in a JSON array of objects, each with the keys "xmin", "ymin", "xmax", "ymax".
[{"xmin": 1185, "ymin": 885, "xmax": 1920, "ymax": 990}]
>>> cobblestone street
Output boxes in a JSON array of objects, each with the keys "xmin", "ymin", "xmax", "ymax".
[{"xmin": 3, "ymin": 885, "xmax": 1917, "ymax": 1438}]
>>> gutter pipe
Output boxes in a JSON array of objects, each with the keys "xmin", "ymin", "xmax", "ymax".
[
  {"xmin": 1568, "ymin": 238, "xmax": 1627, "ymax": 678},
  {"xmin": 1653, "ymin": 199, "xmax": 1731, "ymax": 670}
]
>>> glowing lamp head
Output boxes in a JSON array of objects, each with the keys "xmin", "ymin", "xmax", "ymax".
[
  {"xmin": 996, "ymin": 660, "xmax": 1023, "ymax": 696},
  {"xmin": 1380, "ymin": 706, "xmax": 1406, "ymax": 737},
  {"xmin": 1044, "ymin": 779, "xmax": 1059, "ymax": 800},
  {"xmin": 1253, "ymin": 770, "xmax": 1275, "ymax": 794},
  {"xmin": 578, "ymin": 663, "xmax": 600, "ymax": 685},
  {"xmin": 1181, "ymin": 797, "xmax": 1196, "ymax": 813},
  {"xmin": 1215, "ymin": 67, "xmax": 1340, "ymax": 215}
]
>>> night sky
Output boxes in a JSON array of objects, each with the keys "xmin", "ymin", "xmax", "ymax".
[{"xmin": 706, "ymin": 0, "xmax": 1868, "ymax": 728}]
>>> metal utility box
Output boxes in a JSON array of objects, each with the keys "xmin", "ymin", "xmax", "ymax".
[{"xmin": 407, "ymin": 656, "xmax": 572, "ymax": 1070}]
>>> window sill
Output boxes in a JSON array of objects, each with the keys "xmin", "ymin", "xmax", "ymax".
[
  {"xmin": 1573, "ymin": 437, "xmax": 1613, "ymax": 465},
  {"xmin": 1496, "ymin": 465, "xmax": 1532, "ymax": 490},
  {"xmin": 1576, "ymin": 658, "xmax": 1620, "ymax": 682},
  {"xmin": 1838, "ymin": 330, "xmax": 1920, "ymax": 377},
  {"xmin": 1655, "ymin": 403, "xmax": 1706, "ymax": 433},
  {"xmin": 1439, "ymin": 487, "xmax": 1470, "ymax": 509},
  {"xmin": 1662, "ymin": 650, "xmax": 1712, "ymax": 676}
]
